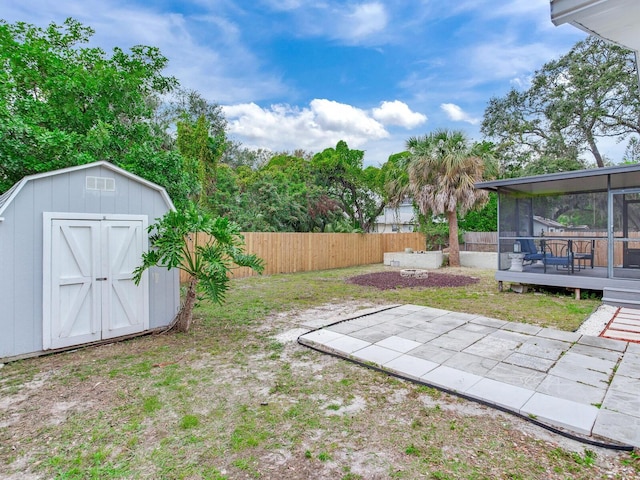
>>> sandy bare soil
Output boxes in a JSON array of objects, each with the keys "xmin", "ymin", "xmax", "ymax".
[{"xmin": 1, "ymin": 296, "xmax": 638, "ymax": 478}]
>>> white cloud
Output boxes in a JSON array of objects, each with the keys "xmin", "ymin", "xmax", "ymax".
[
  {"xmin": 311, "ymin": 99, "xmax": 389, "ymax": 137},
  {"xmin": 372, "ymin": 100, "xmax": 427, "ymax": 128},
  {"xmin": 440, "ymin": 103, "xmax": 480, "ymax": 125},
  {"xmin": 345, "ymin": 2, "xmax": 388, "ymax": 40},
  {"xmin": 468, "ymin": 40, "xmax": 559, "ymax": 82},
  {"xmin": 291, "ymin": 1, "xmax": 389, "ymax": 44},
  {"xmin": 223, "ymin": 99, "xmax": 389, "ymax": 154}
]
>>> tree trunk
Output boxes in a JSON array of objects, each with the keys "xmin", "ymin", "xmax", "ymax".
[
  {"xmin": 586, "ymin": 133, "xmax": 605, "ymax": 168},
  {"xmin": 447, "ymin": 210, "xmax": 460, "ymax": 267},
  {"xmin": 174, "ymin": 277, "xmax": 198, "ymax": 333}
]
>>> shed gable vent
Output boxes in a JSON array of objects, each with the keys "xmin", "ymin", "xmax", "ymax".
[{"xmin": 86, "ymin": 176, "xmax": 115, "ymax": 191}]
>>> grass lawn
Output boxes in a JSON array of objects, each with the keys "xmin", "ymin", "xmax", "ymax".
[{"xmin": 1, "ymin": 264, "xmax": 637, "ymax": 479}]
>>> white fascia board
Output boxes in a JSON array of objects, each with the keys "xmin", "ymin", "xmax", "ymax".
[
  {"xmin": 551, "ymin": 0, "xmax": 610, "ymax": 26},
  {"xmin": 550, "ymin": 0, "xmax": 640, "ymax": 52}
]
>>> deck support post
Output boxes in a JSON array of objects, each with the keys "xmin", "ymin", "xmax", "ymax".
[
  {"xmin": 575, "ymin": 288, "xmax": 580, "ymax": 300},
  {"xmin": 498, "ymin": 281, "xmax": 503, "ymax": 292}
]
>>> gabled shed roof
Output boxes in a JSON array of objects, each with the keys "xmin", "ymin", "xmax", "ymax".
[
  {"xmin": 0, "ymin": 161, "xmax": 175, "ymax": 219},
  {"xmin": 475, "ymin": 163, "xmax": 640, "ymax": 195}
]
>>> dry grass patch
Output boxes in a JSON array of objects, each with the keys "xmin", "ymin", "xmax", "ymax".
[{"xmin": 1, "ymin": 265, "xmax": 635, "ymax": 479}]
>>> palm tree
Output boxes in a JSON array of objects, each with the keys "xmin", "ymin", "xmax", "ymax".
[{"xmin": 406, "ymin": 130, "xmax": 494, "ymax": 267}]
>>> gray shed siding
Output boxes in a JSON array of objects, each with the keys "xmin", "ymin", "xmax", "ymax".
[{"xmin": 0, "ymin": 162, "xmax": 180, "ymax": 360}]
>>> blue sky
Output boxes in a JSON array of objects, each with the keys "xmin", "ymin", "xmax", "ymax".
[{"xmin": 4, "ymin": 1, "xmax": 592, "ymax": 166}]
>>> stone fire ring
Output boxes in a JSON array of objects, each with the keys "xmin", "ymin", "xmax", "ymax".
[{"xmin": 400, "ymin": 269, "xmax": 429, "ymax": 279}]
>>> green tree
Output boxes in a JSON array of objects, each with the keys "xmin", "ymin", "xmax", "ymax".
[
  {"xmin": 311, "ymin": 141, "xmax": 385, "ymax": 232},
  {"xmin": 177, "ymin": 115, "xmax": 217, "ymax": 206},
  {"xmin": 406, "ymin": 130, "xmax": 494, "ymax": 267},
  {"xmin": 0, "ymin": 18, "xmax": 194, "ymax": 204},
  {"xmin": 133, "ymin": 203, "xmax": 264, "ymax": 333},
  {"xmin": 482, "ymin": 36, "xmax": 640, "ymax": 172},
  {"xmin": 458, "ymin": 193, "xmax": 497, "ymax": 232}
]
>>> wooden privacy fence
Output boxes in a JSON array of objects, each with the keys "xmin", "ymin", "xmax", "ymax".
[
  {"xmin": 463, "ymin": 232, "xmax": 497, "ymax": 251},
  {"xmin": 180, "ymin": 232, "xmax": 426, "ymax": 282}
]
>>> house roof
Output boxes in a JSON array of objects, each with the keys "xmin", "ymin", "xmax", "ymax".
[
  {"xmin": 551, "ymin": 0, "xmax": 640, "ymax": 53},
  {"xmin": 0, "ymin": 161, "xmax": 175, "ymax": 219},
  {"xmin": 475, "ymin": 163, "xmax": 640, "ymax": 195},
  {"xmin": 533, "ymin": 216, "xmax": 565, "ymax": 228}
]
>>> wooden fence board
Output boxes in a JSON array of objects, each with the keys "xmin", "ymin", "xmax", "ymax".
[{"xmin": 179, "ymin": 232, "xmax": 426, "ymax": 282}]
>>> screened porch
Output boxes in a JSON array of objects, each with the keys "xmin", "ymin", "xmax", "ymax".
[{"xmin": 475, "ymin": 164, "xmax": 640, "ymax": 306}]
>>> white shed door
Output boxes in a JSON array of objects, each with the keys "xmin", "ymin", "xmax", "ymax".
[{"xmin": 45, "ymin": 217, "xmax": 148, "ymax": 350}]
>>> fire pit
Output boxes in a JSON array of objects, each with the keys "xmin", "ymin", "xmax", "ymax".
[{"xmin": 400, "ymin": 269, "xmax": 429, "ymax": 279}]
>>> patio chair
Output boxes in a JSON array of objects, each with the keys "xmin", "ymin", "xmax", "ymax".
[
  {"xmin": 542, "ymin": 240, "xmax": 574, "ymax": 274},
  {"xmin": 572, "ymin": 239, "xmax": 595, "ymax": 270},
  {"xmin": 518, "ymin": 238, "xmax": 544, "ymax": 264}
]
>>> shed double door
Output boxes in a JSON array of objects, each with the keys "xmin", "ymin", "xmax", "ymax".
[{"xmin": 44, "ymin": 216, "xmax": 149, "ymax": 350}]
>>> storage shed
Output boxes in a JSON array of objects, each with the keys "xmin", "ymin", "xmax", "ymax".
[{"xmin": 0, "ymin": 161, "xmax": 180, "ymax": 361}]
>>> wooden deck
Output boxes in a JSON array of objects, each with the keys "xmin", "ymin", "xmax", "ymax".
[{"xmin": 496, "ymin": 263, "xmax": 640, "ymax": 292}]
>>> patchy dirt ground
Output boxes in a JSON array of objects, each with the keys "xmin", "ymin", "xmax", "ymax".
[
  {"xmin": 346, "ymin": 271, "xmax": 480, "ymax": 290},
  {"xmin": 1, "ymin": 300, "xmax": 639, "ymax": 479}
]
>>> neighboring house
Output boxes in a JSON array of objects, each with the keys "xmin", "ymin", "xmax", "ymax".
[
  {"xmin": 533, "ymin": 215, "xmax": 565, "ymax": 235},
  {"xmin": 0, "ymin": 161, "xmax": 180, "ymax": 362},
  {"xmin": 374, "ymin": 199, "xmax": 416, "ymax": 233}
]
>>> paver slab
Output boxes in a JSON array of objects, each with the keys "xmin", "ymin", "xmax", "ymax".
[
  {"xmin": 577, "ymin": 335, "xmax": 627, "ymax": 352},
  {"xmin": 535, "ymin": 375, "xmax": 606, "ymax": 406},
  {"xmin": 375, "ymin": 335, "xmax": 423, "ymax": 353},
  {"xmin": 350, "ymin": 326, "xmax": 396, "ymax": 343},
  {"xmin": 410, "ymin": 344, "xmax": 458, "ymax": 364},
  {"xmin": 516, "ymin": 337, "xmax": 568, "ymax": 361},
  {"xmin": 462, "ymin": 336, "xmax": 521, "ymax": 361},
  {"xmin": 536, "ymin": 327, "xmax": 581, "ymax": 343},
  {"xmin": 602, "ymin": 374, "xmax": 640, "ymax": 416},
  {"xmin": 521, "ymin": 393, "xmax": 598, "ymax": 435},
  {"xmin": 503, "ymin": 352, "xmax": 555, "ymax": 372},
  {"xmin": 614, "ymin": 352, "xmax": 640, "ymax": 379},
  {"xmin": 469, "ymin": 316, "xmax": 508, "ymax": 328},
  {"xmin": 554, "ymin": 351, "xmax": 617, "ymax": 375},
  {"xmin": 301, "ymin": 329, "xmax": 345, "ymax": 344},
  {"xmin": 354, "ymin": 344, "xmax": 403, "ymax": 366},
  {"xmin": 325, "ymin": 336, "xmax": 371, "ymax": 354},
  {"xmin": 443, "ymin": 351, "xmax": 498, "ymax": 376},
  {"xmin": 501, "ymin": 322, "xmax": 543, "ymax": 335},
  {"xmin": 466, "ymin": 377, "xmax": 534, "ymax": 411},
  {"xmin": 396, "ymin": 328, "xmax": 441, "ymax": 343},
  {"xmin": 421, "ymin": 365, "xmax": 483, "ymax": 393},
  {"xmin": 428, "ymin": 330, "xmax": 485, "ymax": 351},
  {"xmin": 485, "ymin": 363, "xmax": 546, "ymax": 389},
  {"xmin": 548, "ymin": 360, "xmax": 611, "ymax": 389},
  {"xmin": 592, "ymin": 409, "xmax": 640, "ymax": 447},
  {"xmin": 569, "ymin": 343, "xmax": 623, "ymax": 363},
  {"xmin": 327, "ymin": 321, "xmax": 366, "ymax": 335},
  {"xmin": 384, "ymin": 354, "xmax": 439, "ymax": 379}
]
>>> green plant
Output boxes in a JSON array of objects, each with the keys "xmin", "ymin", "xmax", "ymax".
[
  {"xmin": 179, "ymin": 414, "xmax": 199, "ymax": 429},
  {"xmin": 142, "ymin": 395, "xmax": 162, "ymax": 414},
  {"xmin": 572, "ymin": 449, "xmax": 596, "ymax": 467},
  {"xmin": 405, "ymin": 444, "xmax": 420, "ymax": 456},
  {"xmin": 622, "ymin": 450, "xmax": 640, "ymax": 472},
  {"xmin": 341, "ymin": 466, "xmax": 363, "ymax": 480},
  {"xmin": 318, "ymin": 452, "xmax": 331, "ymax": 462},
  {"xmin": 133, "ymin": 202, "xmax": 264, "ymax": 332}
]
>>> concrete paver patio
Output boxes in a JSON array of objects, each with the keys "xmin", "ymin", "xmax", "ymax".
[{"xmin": 298, "ymin": 304, "xmax": 640, "ymax": 449}]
